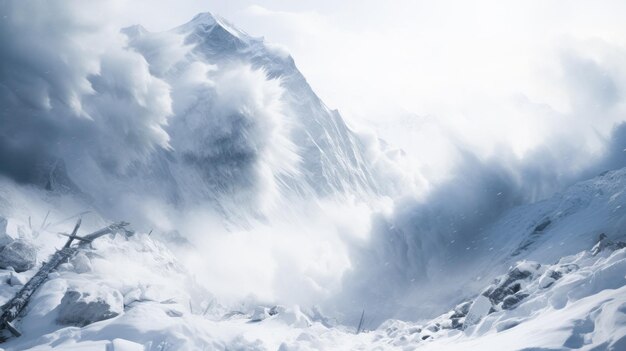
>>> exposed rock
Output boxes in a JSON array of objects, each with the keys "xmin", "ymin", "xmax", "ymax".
[
  {"xmin": 591, "ymin": 233, "xmax": 611, "ymax": 256},
  {"xmin": 591, "ymin": 233, "xmax": 626, "ymax": 256},
  {"xmin": 512, "ymin": 219, "xmax": 553, "ymax": 256},
  {"xmin": 533, "ymin": 218, "xmax": 551, "ymax": 233},
  {"xmin": 502, "ymin": 292, "xmax": 529, "ymax": 310},
  {"xmin": 538, "ymin": 263, "xmax": 577, "ymax": 289},
  {"xmin": 450, "ymin": 317, "xmax": 463, "ymax": 330},
  {"xmin": 426, "ymin": 323, "xmax": 440, "ymax": 333},
  {"xmin": 56, "ymin": 287, "xmax": 123, "ymax": 327},
  {"xmin": 451, "ymin": 301, "xmax": 471, "ymax": 318},
  {"xmin": 0, "ymin": 239, "xmax": 37, "ymax": 272},
  {"xmin": 483, "ymin": 261, "xmax": 540, "ymax": 305}
]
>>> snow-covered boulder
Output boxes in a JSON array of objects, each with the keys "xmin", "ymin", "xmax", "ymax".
[
  {"xmin": 275, "ymin": 306, "xmax": 311, "ymax": 328},
  {"xmin": 538, "ymin": 263, "xmax": 578, "ymax": 289},
  {"xmin": 249, "ymin": 305, "xmax": 285, "ymax": 322},
  {"xmin": 0, "ymin": 239, "xmax": 37, "ymax": 272},
  {"xmin": 464, "ymin": 295, "xmax": 492, "ymax": 328},
  {"xmin": 56, "ymin": 286, "xmax": 123, "ymax": 327},
  {"xmin": 250, "ymin": 306, "xmax": 271, "ymax": 322},
  {"xmin": 70, "ymin": 252, "xmax": 92, "ymax": 274}
]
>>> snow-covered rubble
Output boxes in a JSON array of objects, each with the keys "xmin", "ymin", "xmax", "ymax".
[{"xmin": 367, "ymin": 240, "xmax": 626, "ymax": 350}]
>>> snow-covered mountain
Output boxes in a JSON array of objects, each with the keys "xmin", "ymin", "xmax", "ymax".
[
  {"xmin": 45, "ymin": 12, "xmax": 387, "ymax": 223},
  {"xmin": 0, "ymin": 8, "xmax": 625, "ymax": 351}
]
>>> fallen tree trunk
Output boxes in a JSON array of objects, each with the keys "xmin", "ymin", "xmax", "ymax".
[{"xmin": 0, "ymin": 220, "xmax": 131, "ymax": 337}]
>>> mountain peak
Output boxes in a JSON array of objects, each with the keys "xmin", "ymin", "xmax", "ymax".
[
  {"xmin": 177, "ymin": 12, "xmax": 252, "ymax": 43},
  {"xmin": 120, "ymin": 24, "xmax": 148, "ymax": 39},
  {"xmin": 188, "ymin": 12, "xmax": 218, "ymax": 26}
]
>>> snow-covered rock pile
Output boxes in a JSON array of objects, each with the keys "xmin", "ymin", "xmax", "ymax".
[
  {"xmin": 482, "ymin": 260, "xmax": 542, "ymax": 311},
  {"xmin": 369, "ymin": 237, "xmax": 626, "ymax": 350}
]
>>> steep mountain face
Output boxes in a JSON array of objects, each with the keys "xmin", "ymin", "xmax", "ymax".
[
  {"xmin": 61, "ymin": 12, "xmax": 382, "ymax": 219},
  {"xmin": 174, "ymin": 13, "xmax": 380, "ymax": 199},
  {"xmin": 0, "ymin": 11, "xmax": 385, "ymax": 223}
]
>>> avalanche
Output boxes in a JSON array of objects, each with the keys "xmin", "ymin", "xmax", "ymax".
[
  {"xmin": 0, "ymin": 5, "xmax": 625, "ymax": 351},
  {"xmin": 0, "ymin": 166, "xmax": 625, "ymax": 350}
]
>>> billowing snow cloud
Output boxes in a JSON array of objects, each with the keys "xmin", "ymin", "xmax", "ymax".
[
  {"xmin": 2, "ymin": 0, "xmax": 626, "ymax": 328},
  {"xmin": 334, "ymin": 45, "xmax": 626, "ymax": 321},
  {"xmin": 0, "ymin": 0, "xmax": 174, "ymax": 180},
  {"xmin": 0, "ymin": 1, "xmax": 301, "ymax": 216}
]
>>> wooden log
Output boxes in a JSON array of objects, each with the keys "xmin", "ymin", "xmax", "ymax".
[{"xmin": 0, "ymin": 220, "xmax": 130, "ymax": 337}]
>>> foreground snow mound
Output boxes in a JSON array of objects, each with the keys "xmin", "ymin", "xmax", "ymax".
[{"xmin": 0, "ymin": 222, "xmax": 623, "ymax": 350}]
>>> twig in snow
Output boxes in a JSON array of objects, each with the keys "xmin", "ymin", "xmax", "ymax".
[
  {"xmin": 40, "ymin": 210, "xmax": 51, "ymax": 230},
  {"xmin": 356, "ymin": 309, "xmax": 366, "ymax": 334}
]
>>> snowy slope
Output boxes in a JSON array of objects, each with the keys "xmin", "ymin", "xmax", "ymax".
[
  {"xmin": 0, "ymin": 205, "xmax": 624, "ymax": 350},
  {"xmin": 1, "ymin": 167, "xmax": 625, "ymax": 350},
  {"xmin": 366, "ymin": 243, "xmax": 626, "ymax": 350},
  {"xmin": 468, "ymin": 167, "xmax": 626, "ymax": 296},
  {"xmin": 334, "ymin": 167, "xmax": 626, "ymax": 325}
]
